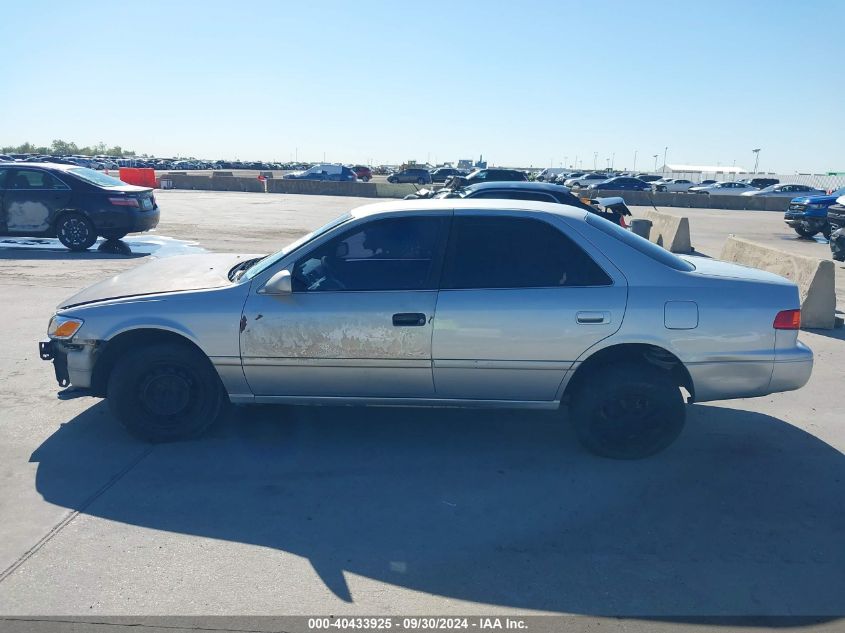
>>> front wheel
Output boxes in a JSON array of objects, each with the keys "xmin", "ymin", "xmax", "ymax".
[
  {"xmin": 570, "ymin": 363, "xmax": 685, "ymax": 459},
  {"xmin": 794, "ymin": 225, "xmax": 819, "ymax": 238},
  {"xmin": 107, "ymin": 343, "xmax": 225, "ymax": 442},
  {"xmin": 101, "ymin": 230, "xmax": 128, "ymax": 241},
  {"xmin": 56, "ymin": 213, "xmax": 98, "ymax": 251}
]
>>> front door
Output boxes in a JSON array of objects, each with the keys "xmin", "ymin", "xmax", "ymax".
[
  {"xmin": 240, "ymin": 213, "xmax": 449, "ymax": 398},
  {"xmin": 431, "ymin": 212, "xmax": 627, "ymax": 402},
  {"xmin": 2, "ymin": 169, "xmax": 72, "ymax": 235}
]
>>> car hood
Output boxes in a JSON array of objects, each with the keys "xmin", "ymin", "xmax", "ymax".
[
  {"xmin": 58, "ymin": 253, "xmax": 260, "ymax": 309},
  {"xmin": 680, "ymin": 256, "xmax": 793, "ymax": 286},
  {"xmin": 791, "ymin": 194, "xmax": 837, "ymax": 205}
]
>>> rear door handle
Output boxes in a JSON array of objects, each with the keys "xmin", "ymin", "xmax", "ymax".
[
  {"xmin": 392, "ymin": 312, "xmax": 427, "ymax": 327},
  {"xmin": 576, "ymin": 311, "xmax": 611, "ymax": 325}
]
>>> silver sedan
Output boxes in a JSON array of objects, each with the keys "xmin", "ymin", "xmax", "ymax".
[{"xmin": 40, "ymin": 199, "xmax": 813, "ymax": 458}]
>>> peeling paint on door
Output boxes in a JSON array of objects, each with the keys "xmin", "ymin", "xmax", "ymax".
[{"xmin": 6, "ymin": 201, "xmax": 51, "ymax": 232}]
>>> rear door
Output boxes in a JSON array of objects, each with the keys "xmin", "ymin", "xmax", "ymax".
[
  {"xmin": 431, "ymin": 211, "xmax": 627, "ymax": 402},
  {"xmin": 0, "ymin": 168, "xmax": 8, "ymax": 233},
  {"xmin": 2, "ymin": 169, "xmax": 73, "ymax": 234}
]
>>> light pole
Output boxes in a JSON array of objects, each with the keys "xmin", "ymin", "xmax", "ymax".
[
  {"xmin": 574, "ymin": 155, "xmax": 578, "ymax": 170},
  {"xmin": 633, "ymin": 150, "xmax": 638, "ymax": 172},
  {"xmin": 593, "ymin": 152, "xmax": 598, "ymax": 170},
  {"xmin": 653, "ymin": 154, "xmax": 658, "ymax": 172},
  {"xmin": 611, "ymin": 152, "xmax": 615, "ymax": 170},
  {"xmin": 662, "ymin": 146, "xmax": 668, "ymax": 174},
  {"xmin": 564, "ymin": 155, "xmax": 568, "ymax": 169},
  {"xmin": 752, "ymin": 148, "xmax": 761, "ymax": 173}
]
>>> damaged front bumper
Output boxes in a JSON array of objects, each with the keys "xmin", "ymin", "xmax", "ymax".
[{"xmin": 39, "ymin": 339, "xmax": 97, "ymax": 389}]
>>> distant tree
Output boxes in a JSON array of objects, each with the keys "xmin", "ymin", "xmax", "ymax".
[{"xmin": 51, "ymin": 139, "xmax": 79, "ymax": 156}]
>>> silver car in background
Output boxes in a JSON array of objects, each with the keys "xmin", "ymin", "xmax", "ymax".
[{"xmin": 40, "ymin": 199, "xmax": 813, "ymax": 459}]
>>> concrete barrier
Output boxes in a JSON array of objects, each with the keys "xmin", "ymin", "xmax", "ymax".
[
  {"xmin": 211, "ymin": 171, "xmax": 233, "ymax": 177},
  {"xmin": 644, "ymin": 209, "xmax": 693, "ymax": 253},
  {"xmin": 720, "ymin": 236, "xmax": 836, "ymax": 329}
]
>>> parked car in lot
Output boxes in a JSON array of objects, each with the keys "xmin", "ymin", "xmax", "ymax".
[
  {"xmin": 0, "ymin": 162, "xmax": 159, "ymax": 250},
  {"xmin": 653, "ymin": 178, "xmax": 697, "ymax": 192},
  {"xmin": 351, "ymin": 165, "xmax": 372, "ymax": 182},
  {"xmin": 564, "ymin": 173, "xmax": 610, "ymax": 188},
  {"xmin": 445, "ymin": 168, "xmax": 528, "ymax": 188},
  {"xmin": 586, "ymin": 176, "xmax": 651, "ymax": 191},
  {"xmin": 283, "ymin": 164, "xmax": 357, "ymax": 182},
  {"xmin": 784, "ymin": 187, "xmax": 845, "ymax": 239},
  {"xmin": 535, "ymin": 167, "xmax": 568, "ymax": 182},
  {"xmin": 387, "ymin": 168, "xmax": 432, "ymax": 185},
  {"xmin": 739, "ymin": 177, "xmax": 780, "ymax": 189},
  {"xmin": 635, "ymin": 174, "xmax": 664, "ymax": 183},
  {"xmin": 688, "ymin": 181, "xmax": 759, "ymax": 195},
  {"xmin": 741, "ymin": 183, "xmax": 826, "ymax": 198},
  {"xmin": 827, "ymin": 196, "xmax": 845, "ymax": 260},
  {"xmin": 430, "ymin": 168, "xmax": 463, "ymax": 183},
  {"xmin": 40, "ymin": 199, "xmax": 812, "ymax": 459},
  {"xmin": 423, "ymin": 181, "xmax": 631, "ymax": 226}
]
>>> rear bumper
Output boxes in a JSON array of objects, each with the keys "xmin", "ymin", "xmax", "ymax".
[
  {"xmin": 687, "ymin": 342, "xmax": 813, "ymax": 402},
  {"xmin": 769, "ymin": 341, "xmax": 814, "ymax": 394}
]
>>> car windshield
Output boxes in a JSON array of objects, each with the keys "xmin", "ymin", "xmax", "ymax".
[
  {"xmin": 67, "ymin": 167, "xmax": 126, "ymax": 187},
  {"xmin": 243, "ymin": 213, "xmax": 353, "ymax": 280}
]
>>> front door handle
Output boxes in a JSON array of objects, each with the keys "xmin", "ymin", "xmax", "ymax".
[
  {"xmin": 576, "ymin": 311, "xmax": 611, "ymax": 325},
  {"xmin": 392, "ymin": 312, "xmax": 427, "ymax": 327}
]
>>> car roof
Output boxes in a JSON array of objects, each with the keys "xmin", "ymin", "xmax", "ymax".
[
  {"xmin": 349, "ymin": 198, "xmax": 589, "ymax": 221},
  {"xmin": 465, "ymin": 181, "xmax": 571, "ymax": 193},
  {"xmin": 0, "ymin": 162, "xmax": 78, "ymax": 171}
]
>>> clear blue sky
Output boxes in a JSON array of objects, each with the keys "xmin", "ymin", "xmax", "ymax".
[{"xmin": 1, "ymin": 0, "xmax": 842, "ymax": 173}]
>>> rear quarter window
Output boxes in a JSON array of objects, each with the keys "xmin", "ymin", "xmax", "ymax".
[{"xmin": 585, "ymin": 213, "xmax": 695, "ymax": 272}]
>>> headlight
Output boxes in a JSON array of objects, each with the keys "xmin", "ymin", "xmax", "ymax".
[{"xmin": 48, "ymin": 315, "xmax": 84, "ymax": 340}]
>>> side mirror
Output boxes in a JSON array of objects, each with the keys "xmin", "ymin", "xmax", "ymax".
[{"xmin": 260, "ymin": 269, "xmax": 292, "ymax": 295}]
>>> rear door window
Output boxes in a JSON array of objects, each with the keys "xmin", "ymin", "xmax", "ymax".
[{"xmin": 441, "ymin": 215, "xmax": 612, "ymax": 289}]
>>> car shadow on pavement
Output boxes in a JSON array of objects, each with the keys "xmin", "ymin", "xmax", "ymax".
[{"xmin": 30, "ymin": 401, "xmax": 845, "ymax": 619}]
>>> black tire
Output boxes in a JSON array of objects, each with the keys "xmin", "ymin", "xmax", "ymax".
[
  {"xmin": 107, "ymin": 342, "xmax": 225, "ymax": 442},
  {"xmin": 794, "ymin": 226, "xmax": 819, "ymax": 238},
  {"xmin": 101, "ymin": 230, "xmax": 128, "ymax": 241},
  {"xmin": 570, "ymin": 362, "xmax": 685, "ymax": 459},
  {"xmin": 56, "ymin": 213, "xmax": 97, "ymax": 251},
  {"xmin": 821, "ymin": 223, "xmax": 831, "ymax": 240}
]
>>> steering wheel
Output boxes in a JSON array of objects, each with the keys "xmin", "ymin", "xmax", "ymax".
[{"xmin": 314, "ymin": 256, "xmax": 347, "ymax": 291}]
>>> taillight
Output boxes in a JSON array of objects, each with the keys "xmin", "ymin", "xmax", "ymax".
[
  {"xmin": 108, "ymin": 197, "xmax": 139, "ymax": 207},
  {"xmin": 773, "ymin": 309, "xmax": 801, "ymax": 330},
  {"xmin": 618, "ymin": 214, "xmax": 629, "ymax": 228}
]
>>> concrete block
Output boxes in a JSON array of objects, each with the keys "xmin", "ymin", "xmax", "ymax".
[
  {"xmin": 765, "ymin": 197, "xmax": 792, "ymax": 212},
  {"xmin": 645, "ymin": 210, "xmax": 693, "ymax": 253},
  {"xmin": 720, "ymin": 236, "xmax": 836, "ymax": 329},
  {"xmin": 630, "ymin": 218, "xmax": 652, "ymax": 239},
  {"xmin": 211, "ymin": 171, "xmax": 233, "ymax": 177}
]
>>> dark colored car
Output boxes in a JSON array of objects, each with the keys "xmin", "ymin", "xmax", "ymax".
[
  {"xmin": 446, "ymin": 168, "xmax": 528, "ymax": 189},
  {"xmin": 635, "ymin": 174, "xmax": 664, "ymax": 183},
  {"xmin": 586, "ymin": 176, "xmax": 651, "ymax": 191},
  {"xmin": 430, "ymin": 167, "xmax": 463, "ymax": 183},
  {"xmin": 430, "ymin": 181, "xmax": 631, "ymax": 226},
  {"xmin": 783, "ymin": 187, "xmax": 845, "ymax": 239},
  {"xmin": 352, "ymin": 165, "xmax": 372, "ymax": 182},
  {"xmin": 0, "ymin": 163, "xmax": 159, "ymax": 251},
  {"xmin": 283, "ymin": 164, "xmax": 357, "ymax": 181},
  {"xmin": 827, "ymin": 202, "xmax": 845, "ymax": 261},
  {"xmin": 387, "ymin": 168, "xmax": 432, "ymax": 185},
  {"xmin": 741, "ymin": 177, "xmax": 780, "ymax": 189}
]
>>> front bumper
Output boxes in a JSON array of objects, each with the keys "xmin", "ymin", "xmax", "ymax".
[
  {"xmin": 39, "ymin": 339, "xmax": 97, "ymax": 389},
  {"xmin": 39, "ymin": 340, "xmax": 69, "ymax": 387}
]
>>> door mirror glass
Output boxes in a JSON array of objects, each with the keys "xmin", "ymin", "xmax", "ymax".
[{"xmin": 261, "ymin": 269, "xmax": 292, "ymax": 295}]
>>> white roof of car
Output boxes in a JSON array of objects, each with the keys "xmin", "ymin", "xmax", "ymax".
[{"xmin": 349, "ymin": 198, "xmax": 589, "ymax": 221}]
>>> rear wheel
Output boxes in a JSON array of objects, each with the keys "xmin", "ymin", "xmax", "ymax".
[
  {"xmin": 101, "ymin": 230, "xmax": 128, "ymax": 241},
  {"xmin": 56, "ymin": 213, "xmax": 97, "ymax": 251},
  {"xmin": 570, "ymin": 363, "xmax": 685, "ymax": 459},
  {"xmin": 821, "ymin": 223, "xmax": 832, "ymax": 240},
  {"xmin": 107, "ymin": 343, "xmax": 225, "ymax": 442}
]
